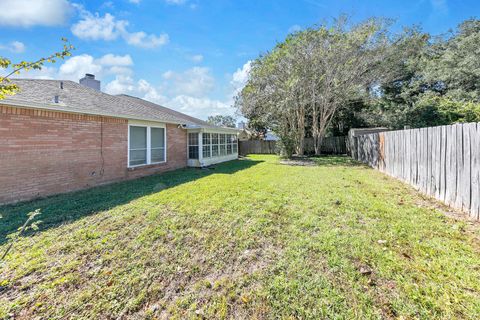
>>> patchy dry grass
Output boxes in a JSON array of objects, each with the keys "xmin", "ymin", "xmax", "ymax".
[{"xmin": 0, "ymin": 155, "xmax": 479, "ymax": 319}]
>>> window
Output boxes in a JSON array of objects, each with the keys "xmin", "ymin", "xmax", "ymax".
[
  {"xmin": 212, "ymin": 133, "xmax": 219, "ymax": 157},
  {"xmin": 202, "ymin": 133, "xmax": 211, "ymax": 158},
  {"xmin": 188, "ymin": 133, "xmax": 199, "ymax": 159},
  {"xmin": 129, "ymin": 126, "xmax": 147, "ymax": 166},
  {"xmin": 151, "ymin": 128, "xmax": 165, "ymax": 163},
  {"xmin": 232, "ymin": 134, "xmax": 238, "ymax": 154},
  {"xmin": 129, "ymin": 125, "xmax": 166, "ymax": 167},
  {"xmin": 227, "ymin": 134, "xmax": 233, "ymax": 155},
  {"xmin": 219, "ymin": 134, "xmax": 227, "ymax": 156}
]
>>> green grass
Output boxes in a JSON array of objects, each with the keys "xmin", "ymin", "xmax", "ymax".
[{"xmin": 0, "ymin": 155, "xmax": 479, "ymax": 319}]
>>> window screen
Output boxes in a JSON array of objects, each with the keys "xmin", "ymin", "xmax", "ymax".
[
  {"xmin": 202, "ymin": 133, "xmax": 211, "ymax": 158},
  {"xmin": 212, "ymin": 133, "xmax": 219, "ymax": 157},
  {"xmin": 129, "ymin": 126, "xmax": 147, "ymax": 166},
  {"xmin": 151, "ymin": 127, "xmax": 165, "ymax": 163},
  {"xmin": 188, "ymin": 133, "xmax": 199, "ymax": 159},
  {"xmin": 219, "ymin": 134, "xmax": 227, "ymax": 156}
]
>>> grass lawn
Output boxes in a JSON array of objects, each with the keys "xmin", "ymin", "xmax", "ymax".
[{"xmin": 1, "ymin": 155, "xmax": 479, "ymax": 319}]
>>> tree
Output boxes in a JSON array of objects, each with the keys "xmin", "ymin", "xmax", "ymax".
[
  {"xmin": 206, "ymin": 115, "xmax": 237, "ymax": 128},
  {"xmin": 363, "ymin": 19, "xmax": 480, "ymax": 129},
  {"xmin": 423, "ymin": 19, "xmax": 480, "ymax": 102},
  {"xmin": 236, "ymin": 16, "xmax": 399, "ymax": 156},
  {"xmin": 0, "ymin": 38, "xmax": 74, "ymax": 100}
]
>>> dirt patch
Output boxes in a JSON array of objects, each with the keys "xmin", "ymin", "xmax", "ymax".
[{"xmin": 279, "ymin": 158, "xmax": 317, "ymax": 166}]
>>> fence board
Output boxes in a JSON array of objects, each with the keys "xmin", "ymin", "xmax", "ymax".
[
  {"xmin": 454, "ymin": 124, "xmax": 463, "ymax": 208},
  {"xmin": 439, "ymin": 126, "xmax": 447, "ymax": 202},
  {"xmin": 462, "ymin": 123, "xmax": 472, "ymax": 211},
  {"xmin": 471, "ymin": 123, "xmax": 480, "ymax": 219},
  {"xmin": 351, "ymin": 122, "xmax": 480, "ymax": 220},
  {"xmin": 239, "ymin": 136, "xmax": 347, "ymax": 156}
]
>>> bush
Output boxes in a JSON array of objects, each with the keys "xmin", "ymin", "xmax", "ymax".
[{"xmin": 275, "ymin": 134, "xmax": 296, "ymax": 158}]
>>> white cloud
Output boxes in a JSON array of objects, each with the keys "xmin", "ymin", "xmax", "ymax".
[
  {"xmin": 104, "ymin": 76, "xmax": 168, "ymax": 105},
  {"xmin": 104, "ymin": 75, "xmax": 136, "ymax": 95},
  {"xmin": 165, "ymin": 0, "xmax": 187, "ymax": 4},
  {"xmin": 129, "ymin": 0, "xmax": 141, "ymax": 3},
  {"xmin": 107, "ymin": 66, "xmax": 134, "ymax": 76},
  {"xmin": 0, "ymin": 0, "xmax": 72, "ymax": 27},
  {"xmin": 14, "ymin": 53, "xmax": 134, "ymax": 84},
  {"xmin": 59, "ymin": 55, "xmax": 103, "ymax": 81},
  {"xmin": 103, "ymin": 69, "xmax": 235, "ymax": 119},
  {"xmin": 96, "ymin": 54, "xmax": 133, "ymax": 66},
  {"xmin": 190, "ymin": 54, "xmax": 204, "ymax": 63},
  {"xmin": 122, "ymin": 31, "xmax": 169, "ymax": 48},
  {"xmin": 71, "ymin": 12, "xmax": 124, "ymax": 41},
  {"xmin": 0, "ymin": 41, "xmax": 26, "ymax": 53},
  {"xmin": 162, "ymin": 67, "xmax": 215, "ymax": 97},
  {"xmin": 168, "ymin": 95, "xmax": 230, "ymax": 116},
  {"xmin": 71, "ymin": 10, "xmax": 169, "ymax": 48},
  {"xmin": 231, "ymin": 61, "xmax": 252, "ymax": 96}
]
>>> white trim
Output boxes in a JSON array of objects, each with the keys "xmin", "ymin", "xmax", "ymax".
[{"xmin": 128, "ymin": 123, "xmax": 167, "ymax": 168}]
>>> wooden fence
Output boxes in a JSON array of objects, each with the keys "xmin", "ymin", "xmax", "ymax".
[
  {"xmin": 239, "ymin": 140, "xmax": 277, "ymax": 155},
  {"xmin": 351, "ymin": 123, "xmax": 480, "ymax": 220},
  {"xmin": 239, "ymin": 136, "xmax": 347, "ymax": 156}
]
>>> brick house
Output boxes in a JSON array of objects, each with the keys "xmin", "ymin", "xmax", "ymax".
[{"xmin": 0, "ymin": 74, "xmax": 239, "ymax": 204}]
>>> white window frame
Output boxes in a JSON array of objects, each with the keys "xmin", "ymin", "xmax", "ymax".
[
  {"xmin": 202, "ymin": 133, "xmax": 211, "ymax": 158},
  {"xmin": 188, "ymin": 132, "xmax": 200, "ymax": 160},
  {"xmin": 128, "ymin": 124, "xmax": 167, "ymax": 168},
  {"xmin": 219, "ymin": 134, "xmax": 227, "ymax": 156}
]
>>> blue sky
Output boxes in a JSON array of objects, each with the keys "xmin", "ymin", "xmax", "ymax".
[{"xmin": 0, "ymin": 0, "xmax": 478, "ymax": 120}]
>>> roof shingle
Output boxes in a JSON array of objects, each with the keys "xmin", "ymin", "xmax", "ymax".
[{"xmin": 2, "ymin": 79, "xmax": 213, "ymax": 126}]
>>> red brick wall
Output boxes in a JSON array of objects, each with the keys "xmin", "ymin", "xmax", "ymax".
[{"xmin": 0, "ymin": 105, "xmax": 187, "ymax": 204}]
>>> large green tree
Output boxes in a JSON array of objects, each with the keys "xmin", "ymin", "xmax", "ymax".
[
  {"xmin": 361, "ymin": 19, "xmax": 480, "ymax": 129},
  {"xmin": 236, "ymin": 17, "xmax": 400, "ymax": 156}
]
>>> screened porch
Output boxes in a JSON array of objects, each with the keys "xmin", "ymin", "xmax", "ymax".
[{"xmin": 187, "ymin": 130, "xmax": 239, "ymax": 167}]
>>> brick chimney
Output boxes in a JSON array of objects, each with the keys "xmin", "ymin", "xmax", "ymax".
[{"xmin": 79, "ymin": 74, "xmax": 100, "ymax": 91}]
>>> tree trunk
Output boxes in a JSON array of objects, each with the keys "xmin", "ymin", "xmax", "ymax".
[
  {"xmin": 312, "ymin": 108, "xmax": 320, "ymax": 155},
  {"xmin": 296, "ymin": 105, "xmax": 305, "ymax": 155}
]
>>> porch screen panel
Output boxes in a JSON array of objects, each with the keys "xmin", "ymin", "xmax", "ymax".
[
  {"xmin": 220, "ymin": 134, "xmax": 227, "ymax": 156},
  {"xmin": 203, "ymin": 133, "xmax": 211, "ymax": 158},
  {"xmin": 188, "ymin": 133, "xmax": 199, "ymax": 159},
  {"xmin": 212, "ymin": 133, "xmax": 219, "ymax": 157},
  {"xmin": 232, "ymin": 135, "xmax": 238, "ymax": 153}
]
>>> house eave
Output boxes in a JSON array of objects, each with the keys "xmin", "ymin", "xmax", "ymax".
[
  {"xmin": 0, "ymin": 99, "xmax": 187, "ymax": 125},
  {"xmin": 185, "ymin": 124, "xmax": 242, "ymax": 133}
]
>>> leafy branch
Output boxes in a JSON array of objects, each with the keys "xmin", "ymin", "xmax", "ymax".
[
  {"xmin": 1, "ymin": 209, "xmax": 42, "ymax": 262},
  {"xmin": 0, "ymin": 38, "xmax": 74, "ymax": 100}
]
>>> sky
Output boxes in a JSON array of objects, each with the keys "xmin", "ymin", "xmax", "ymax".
[{"xmin": 0, "ymin": 0, "xmax": 478, "ymax": 120}]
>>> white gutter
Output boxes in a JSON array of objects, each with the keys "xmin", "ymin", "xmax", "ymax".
[{"xmin": 184, "ymin": 124, "xmax": 242, "ymax": 133}]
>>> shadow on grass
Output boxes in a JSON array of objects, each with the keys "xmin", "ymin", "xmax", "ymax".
[{"xmin": 0, "ymin": 158, "xmax": 262, "ymax": 244}]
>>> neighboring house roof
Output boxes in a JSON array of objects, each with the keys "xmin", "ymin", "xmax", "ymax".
[
  {"xmin": 264, "ymin": 130, "xmax": 280, "ymax": 141},
  {"xmin": 2, "ymin": 79, "xmax": 238, "ymax": 131}
]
